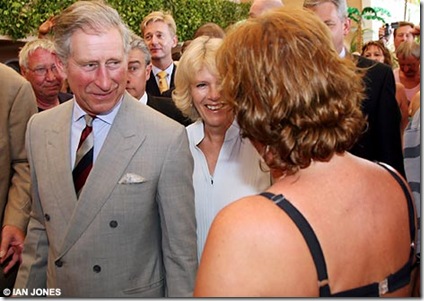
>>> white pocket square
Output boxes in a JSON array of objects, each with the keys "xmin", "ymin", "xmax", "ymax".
[{"xmin": 118, "ymin": 173, "xmax": 145, "ymax": 184}]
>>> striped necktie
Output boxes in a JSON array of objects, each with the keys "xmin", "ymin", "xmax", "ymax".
[
  {"xmin": 157, "ymin": 71, "xmax": 169, "ymax": 94},
  {"xmin": 73, "ymin": 114, "xmax": 94, "ymax": 197}
]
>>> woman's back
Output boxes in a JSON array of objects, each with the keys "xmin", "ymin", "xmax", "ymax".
[{"xmin": 195, "ymin": 154, "xmax": 416, "ymax": 296}]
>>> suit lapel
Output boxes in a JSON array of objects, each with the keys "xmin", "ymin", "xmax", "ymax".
[
  {"xmin": 170, "ymin": 64, "xmax": 176, "ymax": 90},
  {"xmin": 146, "ymin": 74, "xmax": 161, "ymax": 96},
  {"xmin": 58, "ymin": 94, "xmax": 146, "ymax": 257},
  {"xmin": 46, "ymin": 101, "xmax": 77, "ymax": 224}
]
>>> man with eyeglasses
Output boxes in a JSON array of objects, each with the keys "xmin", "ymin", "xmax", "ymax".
[{"xmin": 19, "ymin": 39, "xmax": 72, "ymax": 112}]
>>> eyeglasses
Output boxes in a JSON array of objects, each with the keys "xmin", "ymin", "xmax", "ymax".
[{"xmin": 28, "ymin": 65, "xmax": 58, "ymax": 76}]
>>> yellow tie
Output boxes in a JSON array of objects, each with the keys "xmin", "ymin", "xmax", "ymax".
[{"xmin": 157, "ymin": 71, "xmax": 169, "ymax": 94}]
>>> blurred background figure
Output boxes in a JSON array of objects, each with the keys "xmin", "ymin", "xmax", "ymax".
[
  {"xmin": 193, "ymin": 22, "xmax": 225, "ymax": 39},
  {"xmin": 173, "ymin": 36, "xmax": 271, "ymax": 261},
  {"xmin": 249, "ymin": 0, "xmax": 284, "ymax": 18},
  {"xmin": 38, "ymin": 16, "xmax": 55, "ymax": 39},
  {"xmin": 19, "ymin": 39, "xmax": 72, "ymax": 112},
  {"xmin": 403, "ymin": 90, "xmax": 421, "ymax": 296},
  {"xmin": 194, "ymin": 7, "xmax": 418, "ymax": 297},
  {"xmin": 303, "ymin": 0, "xmax": 405, "ymax": 178},
  {"xmin": 379, "ymin": 21, "xmax": 417, "ymax": 68},
  {"xmin": 181, "ymin": 22, "xmax": 226, "ymax": 57},
  {"xmin": 361, "ymin": 40, "xmax": 409, "ymax": 134},
  {"xmin": 393, "ymin": 21, "xmax": 416, "ymax": 50},
  {"xmin": 0, "ymin": 63, "xmax": 37, "ymax": 294},
  {"xmin": 141, "ymin": 11, "xmax": 178, "ymax": 97},
  {"xmin": 394, "ymin": 41, "xmax": 420, "ymax": 106}
]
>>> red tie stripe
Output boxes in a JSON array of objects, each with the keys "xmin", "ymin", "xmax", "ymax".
[{"xmin": 73, "ymin": 115, "xmax": 94, "ymax": 197}]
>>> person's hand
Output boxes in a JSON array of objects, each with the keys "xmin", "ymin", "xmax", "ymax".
[
  {"xmin": 378, "ymin": 26, "xmax": 389, "ymax": 44},
  {"xmin": 0, "ymin": 225, "xmax": 25, "ymax": 274},
  {"xmin": 38, "ymin": 16, "xmax": 55, "ymax": 38},
  {"xmin": 412, "ymin": 24, "xmax": 420, "ymax": 36}
]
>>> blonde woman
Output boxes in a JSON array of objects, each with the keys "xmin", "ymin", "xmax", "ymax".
[{"xmin": 173, "ymin": 36, "xmax": 271, "ymax": 261}]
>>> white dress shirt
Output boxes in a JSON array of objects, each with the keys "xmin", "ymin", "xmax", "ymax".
[
  {"xmin": 71, "ymin": 97, "xmax": 122, "ymax": 168},
  {"xmin": 152, "ymin": 64, "xmax": 174, "ymax": 88},
  {"xmin": 137, "ymin": 92, "xmax": 148, "ymax": 105},
  {"xmin": 186, "ymin": 119, "xmax": 271, "ymax": 261}
]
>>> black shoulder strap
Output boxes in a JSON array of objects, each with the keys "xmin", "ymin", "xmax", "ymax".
[
  {"xmin": 259, "ymin": 192, "xmax": 332, "ymax": 296},
  {"xmin": 334, "ymin": 162, "xmax": 416, "ymax": 296},
  {"xmin": 376, "ymin": 162, "xmax": 416, "ymax": 247}
]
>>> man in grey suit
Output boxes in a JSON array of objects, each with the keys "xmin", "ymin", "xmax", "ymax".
[{"xmin": 14, "ymin": 1, "xmax": 197, "ymax": 297}]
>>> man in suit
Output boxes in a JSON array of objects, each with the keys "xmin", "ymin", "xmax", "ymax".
[
  {"xmin": 19, "ymin": 39, "xmax": 73, "ymax": 112},
  {"xmin": 141, "ymin": 11, "xmax": 178, "ymax": 97},
  {"xmin": 126, "ymin": 33, "xmax": 191, "ymax": 126},
  {"xmin": 0, "ymin": 63, "xmax": 37, "ymax": 294},
  {"xmin": 14, "ymin": 1, "xmax": 197, "ymax": 297},
  {"xmin": 304, "ymin": 0, "xmax": 405, "ymax": 177}
]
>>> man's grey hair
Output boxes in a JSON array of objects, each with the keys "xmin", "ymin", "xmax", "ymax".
[
  {"xmin": 303, "ymin": 0, "xmax": 348, "ymax": 20},
  {"xmin": 19, "ymin": 38, "xmax": 56, "ymax": 69},
  {"xmin": 52, "ymin": 0, "xmax": 131, "ymax": 64},
  {"xmin": 396, "ymin": 40, "xmax": 420, "ymax": 60},
  {"xmin": 129, "ymin": 32, "xmax": 151, "ymax": 66}
]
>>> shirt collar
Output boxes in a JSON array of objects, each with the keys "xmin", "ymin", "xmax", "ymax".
[
  {"xmin": 73, "ymin": 95, "xmax": 124, "ymax": 125},
  {"xmin": 190, "ymin": 118, "xmax": 239, "ymax": 146},
  {"xmin": 339, "ymin": 47, "xmax": 346, "ymax": 58},
  {"xmin": 152, "ymin": 64, "xmax": 174, "ymax": 77},
  {"xmin": 138, "ymin": 92, "xmax": 148, "ymax": 105}
]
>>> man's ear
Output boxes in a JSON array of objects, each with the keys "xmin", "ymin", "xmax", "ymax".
[
  {"xmin": 172, "ymin": 35, "xmax": 178, "ymax": 48},
  {"xmin": 54, "ymin": 53, "xmax": 67, "ymax": 79},
  {"xmin": 343, "ymin": 17, "xmax": 352, "ymax": 37},
  {"xmin": 146, "ymin": 63, "xmax": 152, "ymax": 81},
  {"xmin": 20, "ymin": 65, "xmax": 27, "ymax": 77}
]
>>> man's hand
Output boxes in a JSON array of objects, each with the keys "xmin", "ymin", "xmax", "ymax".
[{"xmin": 0, "ymin": 225, "xmax": 25, "ymax": 274}]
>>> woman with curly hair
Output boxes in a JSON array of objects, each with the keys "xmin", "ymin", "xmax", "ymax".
[{"xmin": 194, "ymin": 7, "xmax": 418, "ymax": 297}]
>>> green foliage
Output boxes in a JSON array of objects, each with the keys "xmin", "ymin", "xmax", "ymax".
[
  {"xmin": 348, "ymin": 6, "xmax": 390, "ymax": 24},
  {"xmin": 347, "ymin": 6, "xmax": 391, "ymax": 53},
  {"xmin": 0, "ymin": 0, "xmax": 250, "ymax": 41}
]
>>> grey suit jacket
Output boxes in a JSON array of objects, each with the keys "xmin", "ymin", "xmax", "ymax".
[
  {"xmin": 0, "ymin": 63, "xmax": 37, "ymax": 230},
  {"xmin": 15, "ymin": 92, "xmax": 198, "ymax": 297}
]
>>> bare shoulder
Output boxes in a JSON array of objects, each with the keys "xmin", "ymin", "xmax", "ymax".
[
  {"xmin": 195, "ymin": 195, "xmax": 318, "ymax": 296},
  {"xmin": 208, "ymin": 195, "xmax": 287, "ymax": 239}
]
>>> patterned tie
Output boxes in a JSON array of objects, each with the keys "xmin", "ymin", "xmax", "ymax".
[
  {"xmin": 73, "ymin": 115, "xmax": 94, "ymax": 197},
  {"xmin": 157, "ymin": 71, "xmax": 169, "ymax": 94}
]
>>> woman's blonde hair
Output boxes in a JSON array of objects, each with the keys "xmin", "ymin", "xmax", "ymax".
[
  {"xmin": 217, "ymin": 7, "xmax": 366, "ymax": 176},
  {"xmin": 173, "ymin": 36, "xmax": 223, "ymax": 121}
]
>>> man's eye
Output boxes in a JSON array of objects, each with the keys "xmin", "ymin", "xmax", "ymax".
[{"xmin": 107, "ymin": 61, "xmax": 120, "ymax": 68}]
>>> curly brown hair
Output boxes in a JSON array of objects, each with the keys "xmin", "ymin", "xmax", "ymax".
[{"xmin": 216, "ymin": 7, "xmax": 366, "ymax": 176}]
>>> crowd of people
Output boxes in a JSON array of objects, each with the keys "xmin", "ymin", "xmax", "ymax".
[{"xmin": 0, "ymin": 0, "xmax": 420, "ymax": 297}]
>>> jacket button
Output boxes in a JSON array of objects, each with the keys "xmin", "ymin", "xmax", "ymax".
[
  {"xmin": 55, "ymin": 260, "xmax": 63, "ymax": 267},
  {"xmin": 93, "ymin": 265, "xmax": 101, "ymax": 273},
  {"xmin": 109, "ymin": 220, "xmax": 118, "ymax": 228},
  {"xmin": 44, "ymin": 214, "xmax": 50, "ymax": 221}
]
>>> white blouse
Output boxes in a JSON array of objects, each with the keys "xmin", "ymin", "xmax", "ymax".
[{"xmin": 186, "ymin": 120, "xmax": 271, "ymax": 261}]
